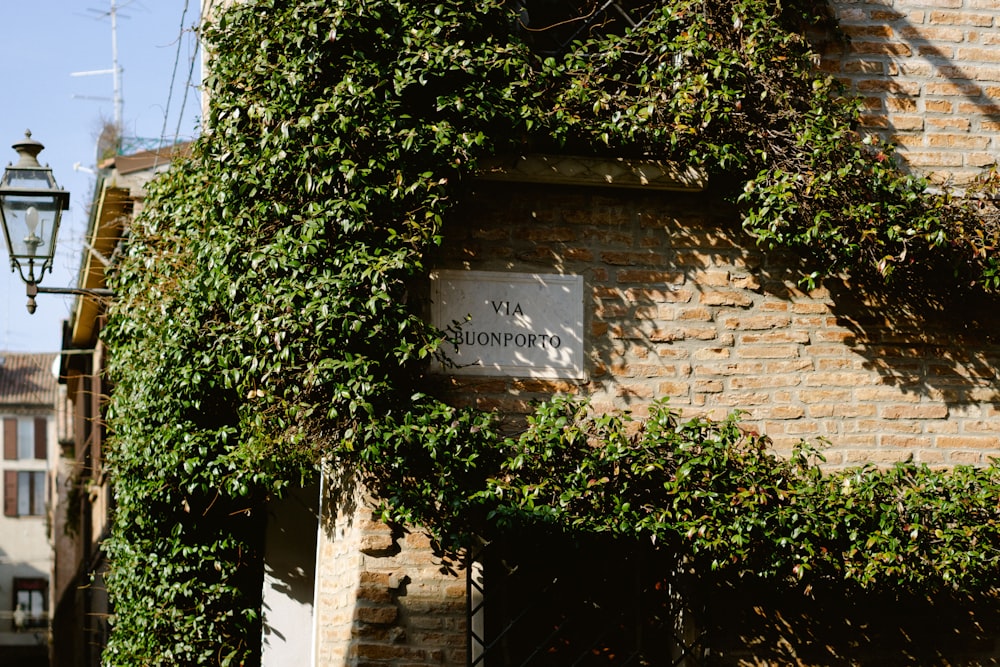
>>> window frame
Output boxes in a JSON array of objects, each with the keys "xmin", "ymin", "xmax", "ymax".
[
  {"xmin": 3, "ymin": 416, "xmax": 48, "ymax": 461},
  {"xmin": 12, "ymin": 577, "xmax": 47, "ymax": 630},
  {"xmin": 4, "ymin": 469, "xmax": 46, "ymax": 517}
]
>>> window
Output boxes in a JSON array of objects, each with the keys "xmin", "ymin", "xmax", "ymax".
[
  {"xmin": 4, "ymin": 471, "xmax": 46, "ymax": 517},
  {"xmin": 16, "ymin": 418, "xmax": 34, "ymax": 460},
  {"xmin": 2, "ymin": 417, "xmax": 48, "ymax": 518},
  {"xmin": 12, "ymin": 578, "xmax": 46, "ymax": 630},
  {"xmin": 3, "ymin": 417, "xmax": 47, "ymax": 460}
]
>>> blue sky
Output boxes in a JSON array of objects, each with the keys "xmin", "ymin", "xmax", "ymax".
[{"xmin": 0, "ymin": 1, "xmax": 202, "ymax": 352}]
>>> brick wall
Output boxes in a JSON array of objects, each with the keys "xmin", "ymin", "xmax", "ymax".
[
  {"xmin": 434, "ymin": 177, "xmax": 1000, "ymax": 466},
  {"xmin": 824, "ymin": 0, "xmax": 1000, "ymax": 183},
  {"xmin": 314, "ymin": 499, "xmax": 467, "ymax": 666},
  {"xmin": 312, "ymin": 502, "xmax": 359, "ymax": 663}
]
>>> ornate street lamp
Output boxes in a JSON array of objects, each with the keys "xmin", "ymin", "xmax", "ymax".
[{"xmin": 0, "ymin": 130, "xmax": 112, "ymax": 313}]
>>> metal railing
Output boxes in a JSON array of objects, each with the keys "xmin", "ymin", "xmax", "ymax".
[
  {"xmin": 467, "ymin": 534, "xmax": 707, "ymax": 666},
  {"xmin": 0, "ymin": 609, "xmax": 49, "ymax": 634}
]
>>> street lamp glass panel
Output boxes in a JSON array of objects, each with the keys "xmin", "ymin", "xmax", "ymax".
[
  {"xmin": 3, "ymin": 167, "xmax": 57, "ymax": 190},
  {"xmin": 1, "ymin": 195, "xmax": 61, "ymax": 262}
]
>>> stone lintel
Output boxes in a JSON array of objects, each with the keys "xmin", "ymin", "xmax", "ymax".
[{"xmin": 476, "ymin": 153, "xmax": 706, "ymax": 192}]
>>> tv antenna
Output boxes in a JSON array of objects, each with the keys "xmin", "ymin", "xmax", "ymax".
[{"xmin": 71, "ymin": 0, "xmax": 134, "ymax": 141}]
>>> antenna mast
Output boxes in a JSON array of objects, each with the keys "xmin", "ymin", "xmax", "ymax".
[
  {"xmin": 70, "ymin": 0, "xmax": 125, "ymax": 153},
  {"xmin": 111, "ymin": 0, "xmax": 123, "ymax": 135}
]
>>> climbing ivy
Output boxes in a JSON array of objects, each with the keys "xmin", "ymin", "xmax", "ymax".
[
  {"xmin": 99, "ymin": 0, "xmax": 1000, "ymax": 664},
  {"xmin": 478, "ymin": 397, "xmax": 1000, "ymax": 592}
]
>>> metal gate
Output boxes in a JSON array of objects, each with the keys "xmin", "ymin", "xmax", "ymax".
[{"xmin": 468, "ymin": 531, "xmax": 707, "ymax": 666}]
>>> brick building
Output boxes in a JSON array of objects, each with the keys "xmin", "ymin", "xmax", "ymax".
[{"xmin": 289, "ymin": 2, "xmax": 1000, "ymax": 665}]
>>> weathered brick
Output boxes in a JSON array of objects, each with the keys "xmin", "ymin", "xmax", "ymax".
[
  {"xmin": 730, "ymin": 375, "xmax": 801, "ymax": 389},
  {"xmin": 937, "ymin": 436, "xmax": 1000, "ymax": 448},
  {"xmin": 925, "ymin": 99, "xmax": 954, "ymax": 112},
  {"xmin": 843, "ymin": 25, "xmax": 894, "ymax": 39},
  {"xmin": 902, "ymin": 150, "xmax": 965, "ymax": 166},
  {"xmin": 956, "ymin": 47, "xmax": 1000, "ymax": 62},
  {"xmin": 594, "ymin": 301, "xmax": 632, "ymax": 318},
  {"xmin": 355, "ymin": 605, "xmax": 400, "ymax": 625},
  {"xmin": 897, "ymin": 25, "xmax": 965, "ymax": 42},
  {"xmin": 521, "ymin": 226, "xmax": 577, "ymax": 242},
  {"xmin": 674, "ymin": 250, "xmax": 721, "ymax": 267},
  {"xmin": 851, "ymin": 41, "xmax": 913, "ymax": 56},
  {"xmin": 511, "ymin": 379, "xmax": 579, "ymax": 393},
  {"xmin": 719, "ymin": 314, "xmax": 792, "ymax": 330},
  {"xmin": 617, "ymin": 384, "xmax": 657, "ymax": 399},
  {"xmin": 675, "ymin": 325, "xmax": 719, "ymax": 340},
  {"xmin": 660, "ymin": 380, "xmax": 692, "ymax": 395},
  {"xmin": 842, "ymin": 449, "xmax": 916, "ymax": 464},
  {"xmin": 967, "ymin": 152, "xmax": 998, "ymax": 167},
  {"xmin": 734, "ymin": 345, "xmax": 800, "ymax": 359},
  {"xmin": 914, "ymin": 449, "xmax": 946, "ymax": 464},
  {"xmin": 930, "ymin": 11, "xmax": 995, "ymax": 27},
  {"xmin": 805, "ymin": 372, "xmax": 874, "ymax": 387},
  {"xmin": 699, "ymin": 291, "xmax": 754, "ymax": 307},
  {"xmin": 881, "ymin": 434, "xmax": 933, "ymax": 448},
  {"xmin": 693, "ymin": 347, "xmax": 731, "ymax": 360},
  {"xmin": 762, "ymin": 405, "xmax": 807, "ymax": 420},
  {"xmin": 617, "ymin": 269, "xmax": 685, "ymax": 284},
  {"xmin": 890, "ymin": 115, "xmax": 927, "ymax": 131},
  {"xmin": 958, "ymin": 101, "xmax": 1000, "ymax": 115},
  {"xmin": 731, "ymin": 273, "xmax": 762, "ymax": 291},
  {"xmin": 601, "ymin": 251, "xmax": 667, "ymax": 266},
  {"xmin": 764, "ymin": 359, "xmax": 814, "ymax": 373},
  {"xmin": 870, "ymin": 8, "xmax": 906, "ymax": 20},
  {"xmin": 926, "ymin": 117, "xmax": 972, "ymax": 131},
  {"xmin": 927, "ymin": 133, "xmax": 991, "ymax": 148},
  {"xmin": 886, "ymin": 97, "xmax": 919, "ymax": 112},
  {"xmin": 564, "ymin": 247, "xmax": 595, "ymax": 262},
  {"xmin": 918, "ymin": 44, "xmax": 955, "ymax": 58},
  {"xmin": 963, "ymin": 420, "xmax": 1000, "ymax": 433},
  {"xmin": 843, "ymin": 59, "xmax": 887, "ymax": 74},
  {"xmin": 693, "ymin": 379, "xmax": 724, "ymax": 393},
  {"xmin": 925, "ymin": 82, "xmax": 984, "ymax": 96},
  {"xmin": 808, "ymin": 403, "xmax": 878, "ymax": 418},
  {"xmin": 738, "ymin": 330, "xmax": 810, "ymax": 344},
  {"xmin": 694, "ymin": 362, "xmax": 766, "ymax": 376},
  {"xmin": 626, "ymin": 287, "xmax": 693, "ymax": 303}
]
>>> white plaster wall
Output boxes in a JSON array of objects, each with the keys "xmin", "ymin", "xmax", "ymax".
[{"xmin": 261, "ymin": 484, "xmax": 319, "ymax": 666}]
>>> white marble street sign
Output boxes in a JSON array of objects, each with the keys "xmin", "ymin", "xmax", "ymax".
[{"xmin": 430, "ymin": 270, "xmax": 584, "ymax": 379}]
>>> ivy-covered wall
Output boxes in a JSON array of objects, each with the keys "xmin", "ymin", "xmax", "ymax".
[{"xmin": 96, "ymin": 0, "xmax": 1000, "ymax": 664}]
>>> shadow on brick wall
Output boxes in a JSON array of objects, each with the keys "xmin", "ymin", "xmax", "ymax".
[
  {"xmin": 831, "ymin": 275, "xmax": 1000, "ymax": 405},
  {"xmin": 822, "ymin": 0, "xmax": 1000, "ymax": 184},
  {"xmin": 759, "ymin": 254, "xmax": 1000, "ymax": 411}
]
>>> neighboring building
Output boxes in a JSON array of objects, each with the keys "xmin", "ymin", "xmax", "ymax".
[
  {"xmin": 50, "ymin": 145, "xmax": 186, "ymax": 667},
  {"xmin": 0, "ymin": 352, "xmax": 58, "ymax": 667}
]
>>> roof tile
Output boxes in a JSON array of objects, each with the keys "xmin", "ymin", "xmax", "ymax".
[{"xmin": 0, "ymin": 353, "xmax": 58, "ymax": 407}]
